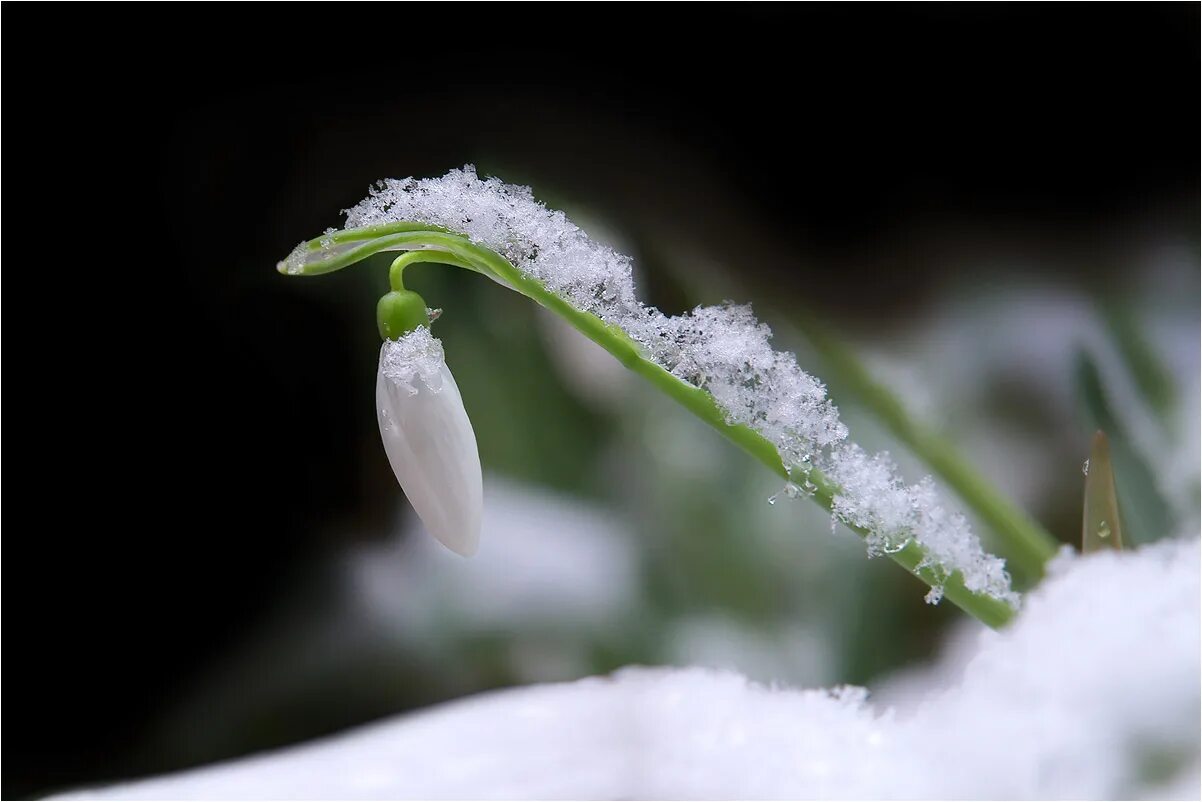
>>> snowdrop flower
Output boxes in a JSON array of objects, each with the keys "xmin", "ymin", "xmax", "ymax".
[{"xmin": 376, "ymin": 290, "xmax": 482, "ymax": 556}]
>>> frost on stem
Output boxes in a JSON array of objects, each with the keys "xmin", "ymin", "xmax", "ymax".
[{"xmin": 343, "ymin": 167, "xmax": 1016, "ymax": 605}]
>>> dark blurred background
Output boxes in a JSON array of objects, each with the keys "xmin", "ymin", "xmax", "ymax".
[{"xmin": 5, "ymin": 5, "xmax": 1199, "ymax": 798}]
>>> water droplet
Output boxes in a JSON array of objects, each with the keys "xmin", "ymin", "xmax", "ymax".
[
  {"xmin": 767, "ymin": 494, "xmax": 778, "ymax": 506},
  {"xmin": 783, "ymin": 482, "xmax": 803, "ymax": 499},
  {"xmin": 1082, "ymin": 459, "xmax": 1090, "ymax": 476},
  {"xmin": 883, "ymin": 538, "xmax": 912, "ymax": 554},
  {"xmin": 802, "ymin": 478, "xmax": 817, "ymax": 495},
  {"xmin": 1097, "ymin": 520, "xmax": 1111, "ymax": 539}
]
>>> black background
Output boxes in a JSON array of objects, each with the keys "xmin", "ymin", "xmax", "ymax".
[{"xmin": 4, "ymin": 5, "xmax": 1198, "ymax": 798}]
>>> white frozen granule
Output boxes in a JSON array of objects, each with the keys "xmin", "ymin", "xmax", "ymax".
[
  {"xmin": 827, "ymin": 445, "xmax": 915, "ymax": 553},
  {"xmin": 279, "ymin": 241, "xmax": 309, "ymax": 275},
  {"xmin": 345, "ymin": 168, "xmax": 643, "ymax": 321},
  {"xmin": 343, "ymin": 166, "xmax": 1014, "ymax": 604},
  {"xmin": 828, "ymin": 446, "xmax": 1016, "ymax": 605},
  {"xmin": 643, "ymin": 303, "xmax": 847, "ymax": 458},
  {"xmin": 379, "ymin": 327, "xmax": 445, "ymax": 395},
  {"xmin": 910, "ymin": 478, "xmax": 1016, "ymax": 604}
]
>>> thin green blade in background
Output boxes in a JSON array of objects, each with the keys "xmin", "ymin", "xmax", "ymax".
[
  {"xmin": 1083, "ymin": 430, "xmax": 1124, "ymax": 553},
  {"xmin": 1074, "ymin": 350, "xmax": 1171, "ymax": 546}
]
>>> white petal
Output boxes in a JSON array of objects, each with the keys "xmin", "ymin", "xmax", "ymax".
[{"xmin": 377, "ymin": 350, "xmax": 482, "ymax": 556}]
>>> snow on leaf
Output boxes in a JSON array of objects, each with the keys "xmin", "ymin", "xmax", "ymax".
[{"xmin": 343, "ymin": 166, "xmax": 1015, "ymax": 604}]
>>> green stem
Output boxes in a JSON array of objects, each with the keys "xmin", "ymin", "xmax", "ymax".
[
  {"xmin": 796, "ymin": 316, "xmax": 1060, "ymax": 584},
  {"xmin": 389, "ymin": 250, "xmax": 478, "ymax": 291},
  {"xmin": 280, "ymin": 224, "xmax": 1016, "ymax": 628}
]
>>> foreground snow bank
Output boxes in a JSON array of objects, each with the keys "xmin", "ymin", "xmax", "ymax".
[{"xmin": 61, "ymin": 538, "xmax": 1199, "ymax": 800}]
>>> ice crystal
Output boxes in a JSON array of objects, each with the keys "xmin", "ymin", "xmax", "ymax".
[{"xmin": 379, "ymin": 327, "xmax": 445, "ymax": 395}]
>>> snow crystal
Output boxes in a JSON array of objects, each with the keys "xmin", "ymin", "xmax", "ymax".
[
  {"xmin": 279, "ymin": 241, "xmax": 308, "ymax": 275},
  {"xmin": 59, "ymin": 537, "xmax": 1199, "ymax": 799},
  {"xmin": 378, "ymin": 327, "xmax": 444, "ymax": 395},
  {"xmin": 828, "ymin": 445, "xmax": 1015, "ymax": 603},
  {"xmin": 345, "ymin": 166, "xmax": 1010, "ymax": 603}
]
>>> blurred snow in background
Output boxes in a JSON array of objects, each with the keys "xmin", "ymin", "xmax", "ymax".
[{"xmin": 355, "ymin": 479, "xmax": 639, "ymax": 634}]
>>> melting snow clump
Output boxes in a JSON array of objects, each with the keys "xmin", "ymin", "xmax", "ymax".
[
  {"xmin": 378, "ymin": 327, "xmax": 445, "ymax": 395},
  {"xmin": 829, "ymin": 446, "xmax": 1016, "ymax": 604}
]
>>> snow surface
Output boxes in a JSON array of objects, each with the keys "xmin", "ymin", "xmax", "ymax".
[
  {"xmin": 58, "ymin": 537, "xmax": 1199, "ymax": 800},
  {"xmin": 316, "ymin": 167, "xmax": 1015, "ymax": 604}
]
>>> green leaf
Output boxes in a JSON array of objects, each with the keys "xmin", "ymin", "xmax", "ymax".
[
  {"xmin": 1074, "ymin": 350, "xmax": 1172, "ymax": 546},
  {"xmin": 1082, "ymin": 431, "xmax": 1124, "ymax": 553}
]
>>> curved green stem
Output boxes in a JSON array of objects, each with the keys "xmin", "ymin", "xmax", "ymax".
[
  {"xmin": 389, "ymin": 250, "xmax": 478, "ymax": 292},
  {"xmin": 280, "ymin": 224, "xmax": 1016, "ymax": 628}
]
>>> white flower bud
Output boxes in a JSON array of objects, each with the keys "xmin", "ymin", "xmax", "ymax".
[{"xmin": 376, "ymin": 328, "xmax": 482, "ymax": 556}]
